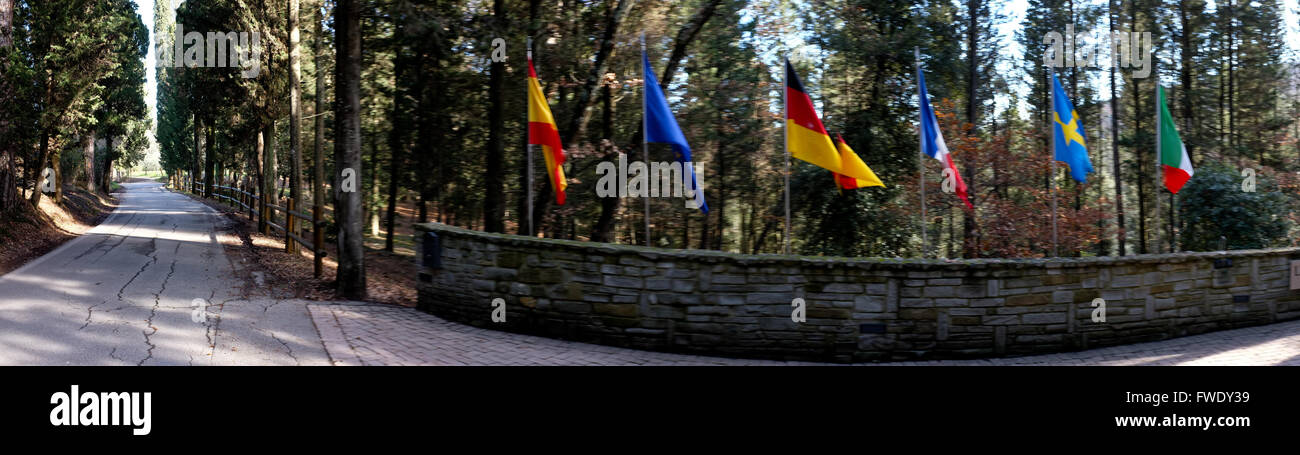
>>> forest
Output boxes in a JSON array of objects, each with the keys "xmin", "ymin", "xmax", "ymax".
[{"xmin": 2, "ymin": 0, "xmax": 1299, "ymax": 298}]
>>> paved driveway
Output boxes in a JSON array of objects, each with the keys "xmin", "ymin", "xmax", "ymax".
[{"xmin": 0, "ymin": 182, "xmax": 329, "ymax": 365}]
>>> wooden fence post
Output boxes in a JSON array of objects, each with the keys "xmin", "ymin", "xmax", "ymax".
[
  {"xmin": 313, "ymin": 203, "xmax": 323, "ymax": 278},
  {"xmin": 286, "ymin": 199, "xmax": 296, "ymax": 253}
]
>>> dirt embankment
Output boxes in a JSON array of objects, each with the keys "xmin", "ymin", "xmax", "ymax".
[
  {"xmin": 0, "ymin": 186, "xmax": 118, "ymax": 276},
  {"xmin": 180, "ymin": 188, "xmax": 417, "ymax": 306}
]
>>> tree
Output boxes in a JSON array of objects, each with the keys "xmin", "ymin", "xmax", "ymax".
[
  {"xmin": 94, "ymin": 0, "xmax": 149, "ymax": 194},
  {"xmin": 529, "ymin": 0, "xmax": 637, "ymax": 236},
  {"xmin": 483, "ymin": 0, "xmax": 506, "ymax": 233},
  {"xmin": 959, "ymin": 0, "xmax": 1000, "ymax": 257},
  {"xmin": 155, "ymin": 0, "xmax": 194, "ymax": 189},
  {"xmin": 335, "ymin": 0, "xmax": 366, "ymax": 299},
  {"xmin": 288, "ymin": 0, "xmax": 303, "ymax": 253},
  {"xmin": 313, "ymin": 0, "xmax": 327, "ymax": 252},
  {"xmin": 24, "ymin": 0, "xmax": 127, "ymax": 205},
  {"xmin": 0, "ymin": 0, "xmax": 19, "ymax": 213},
  {"xmin": 385, "ymin": 0, "xmax": 417, "ymax": 251},
  {"xmin": 589, "ymin": 0, "xmax": 723, "ymax": 243}
]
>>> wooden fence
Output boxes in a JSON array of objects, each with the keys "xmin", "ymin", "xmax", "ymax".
[{"xmin": 181, "ymin": 177, "xmax": 327, "ymax": 278}]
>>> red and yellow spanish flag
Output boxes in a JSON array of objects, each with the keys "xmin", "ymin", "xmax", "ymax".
[
  {"xmin": 528, "ymin": 57, "xmax": 567, "ymax": 205},
  {"xmin": 831, "ymin": 134, "xmax": 885, "ymax": 190}
]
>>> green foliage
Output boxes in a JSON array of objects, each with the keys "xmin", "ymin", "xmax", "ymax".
[
  {"xmin": 3, "ymin": 0, "xmax": 148, "ymax": 202},
  {"xmin": 1176, "ymin": 163, "xmax": 1289, "ymax": 251}
]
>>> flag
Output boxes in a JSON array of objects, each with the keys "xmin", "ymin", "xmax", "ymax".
[
  {"xmin": 643, "ymin": 52, "xmax": 707, "ymax": 212},
  {"xmin": 917, "ymin": 69, "xmax": 973, "ymax": 209},
  {"xmin": 1157, "ymin": 85, "xmax": 1194, "ymax": 194},
  {"xmin": 1051, "ymin": 74, "xmax": 1094, "ymax": 183},
  {"xmin": 831, "ymin": 134, "xmax": 884, "ymax": 190},
  {"xmin": 528, "ymin": 57, "xmax": 567, "ymax": 205},
  {"xmin": 785, "ymin": 61, "xmax": 876, "ymax": 183}
]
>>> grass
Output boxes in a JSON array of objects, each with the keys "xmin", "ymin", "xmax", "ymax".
[{"xmin": 126, "ymin": 168, "xmax": 167, "ymax": 180}]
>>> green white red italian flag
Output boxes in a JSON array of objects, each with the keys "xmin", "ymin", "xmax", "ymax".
[{"xmin": 1157, "ymin": 86, "xmax": 1194, "ymax": 194}]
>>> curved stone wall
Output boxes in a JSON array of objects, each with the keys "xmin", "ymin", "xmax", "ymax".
[{"xmin": 413, "ymin": 222, "xmax": 1300, "ymax": 362}]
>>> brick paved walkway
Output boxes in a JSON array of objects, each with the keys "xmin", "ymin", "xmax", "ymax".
[{"xmin": 306, "ymin": 303, "xmax": 1300, "ymax": 366}]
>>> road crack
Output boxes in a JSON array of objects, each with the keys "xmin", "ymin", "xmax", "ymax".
[
  {"xmin": 135, "ymin": 239, "xmax": 166, "ymax": 366},
  {"xmin": 79, "ymin": 299, "xmax": 106, "ymax": 331}
]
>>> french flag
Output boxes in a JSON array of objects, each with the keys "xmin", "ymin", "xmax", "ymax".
[{"xmin": 917, "ymin": 69, "xmax": 973, "ymax": 210}]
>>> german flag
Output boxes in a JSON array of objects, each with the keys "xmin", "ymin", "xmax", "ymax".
[
  {"xmin": 785, "ymin": 61, "xmax": 844, "ymax": 176},
  {"xmin": 528, "ymin": 57, "xmax": 567, "ymax": 205},
  {"xmin": 831, "ymin": 134, "xmax": 884, "ymax": 190}
]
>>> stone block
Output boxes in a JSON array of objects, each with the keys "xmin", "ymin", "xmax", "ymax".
[
  {"xmin": 854, "ymin": 295, "xmax": 885, "ymax": 312},
  {"xmin": 923, "ymin": 286, "xmax": 956, "ymax": 298},
  {"xmin": 822, "ymin": 283, "xmax": 864, "ymax": 293},
  {"xmin": 748, "ymin": 293, "xmax": 795, "ymax": 305},
  {"xmin": 603, "ymin": 275, "xmax": 643, "ymax": 289},
  {"xmin": 1022, "ymin": 313, "xmax": 1067, "ymax": 324},
  {"xmin": 1006, "ymin": 294, "xmax": 1050, "ymax": 306},
  {"xmin": 594, "ymin": 303, "xmax": 639, "ymax": 317},
  {"xmin": 1051, "ymin": 290, "xmax": 1074, "ymax": 304}
]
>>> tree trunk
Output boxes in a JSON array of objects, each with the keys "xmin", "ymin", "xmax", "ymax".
[
  {"xmin": 386, "ymin": 2, "xmax": 412, "ymax": 251},
  {"xmin": 255, "ymin": 128, "xmax": 267, "ymax": 231},
  {"xmin": 0, "ymin": 0, "xmax": 17, "ymax": 213},
  {"xmin": 589, "ymin": 0, "xmax": 717, "ymax": 241},
  {"xmin": 532, "ymin": 0, "xmax": 636, "ymax": 234},
  {"xmin": 1178, "ymin": 0, "xmax": 1194, "ymax": 162},
  {"xmin": 713, "ymin": 138, "xmax": 725, "ymax": 250},
  {"xmin": 0, "ymin": 0, "xmax": 8, "ymax": 48},
  {"xmin": 29, "ymin": 132, "xmax": 49, "ymax": 206},
  {"xmin": 369, "ymin": 132, "xmax": 380, "ymax": 236},
  {"xmin": 52, "ymin": 138, "xmax": 63, "ymax": 204},
  {"xmin": 415, "ymin": 50, "xmax": 436, "ymax": 226},
  {"xmin": 483, "ymin": 0, "xmax": 506, "ymax": 233},
  {"xmin": 204, "ymin": 125, "xmax": 215, "ymax": 198},
  {"xmin": 263, "ymin": 123, "xmax": 277, "ymax": 232},
  {"xmin": 334, "ymin": 0, "xmax": 366, "ymax": 299},
  {"xmin": 1227, "ymin": 0, "xmax": 1235, "ymax": 155},
  {"xmin": 193, "ymin": 114, "xmax": 203, "ymax": 193},
  {"xmin": 83, "ymin": 131, "xmax": 96, "ymax": 192},
  {"xmin": 100, "ymin": 134, "xmax": 114, "ymax": 194},
  {"xmin": 289, "ymin": 0, "xmax": 303, "ymax": 253},
  {"xmin": 589, "ymin": 81, "xmax": 619, "ymax": 242},
  {"xmin": 314, "ymin": 0, "xmax": 327, "ymax": 248},
  {"xmin": 251, "ymin": 133, "xmax": 263, "ymax": 225},
  {"xmin": 962, "ymin": 0, "xmax": 980, "ymax": 258},
  {"xmin": 1110, "ymin": 0, "xmax": 1124, "ymax": 255},
  {"xmin": 661, "ymin": 0, "xmax": 721, "ymax": 87}
]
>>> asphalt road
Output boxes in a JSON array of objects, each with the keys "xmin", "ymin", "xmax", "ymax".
[{"xmin": 0, "ymin": 182, "xmax": 329, "ymax": 365}]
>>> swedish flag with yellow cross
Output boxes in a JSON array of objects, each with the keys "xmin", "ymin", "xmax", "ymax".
[{"xmin": 1051, "ymin": 73, "xmax": 1094, "ymax": 183}]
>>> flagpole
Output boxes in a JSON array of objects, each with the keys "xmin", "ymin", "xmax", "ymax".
[
  {"xmin": 1049, "ymin": 69, "xmax": 1059, "ymax": 257},
  {"xmin": 526, "ymin": 37, "xmax": 534, "ymax": 236},
  {"xmin": 915, "ymin": 47, "xmax": 927, "ymax": 259},
  {"xmin": 1155, "ymin": 83, "xmax": 1165, "ymax": 253},
  {"xmin": 641, "ymin": 33, "xmax": 651, "ymax": 247},
  {"xmin": 782, "ymin": 55, "xmax": 791, "ymax": 255}
]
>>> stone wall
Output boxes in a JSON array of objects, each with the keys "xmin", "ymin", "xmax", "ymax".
[{"xmin": 414, "ymin": 222, "xmax": 1300, "ymax": 362}]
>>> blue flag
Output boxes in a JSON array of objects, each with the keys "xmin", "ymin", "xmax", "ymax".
[
  {"xmin": 643, "ymin": 52, "xmax": 707, "ymax": 213},
  {"xmin": 1051, "ymin": 74, "xmax": 1094, "ymax": 183}
]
